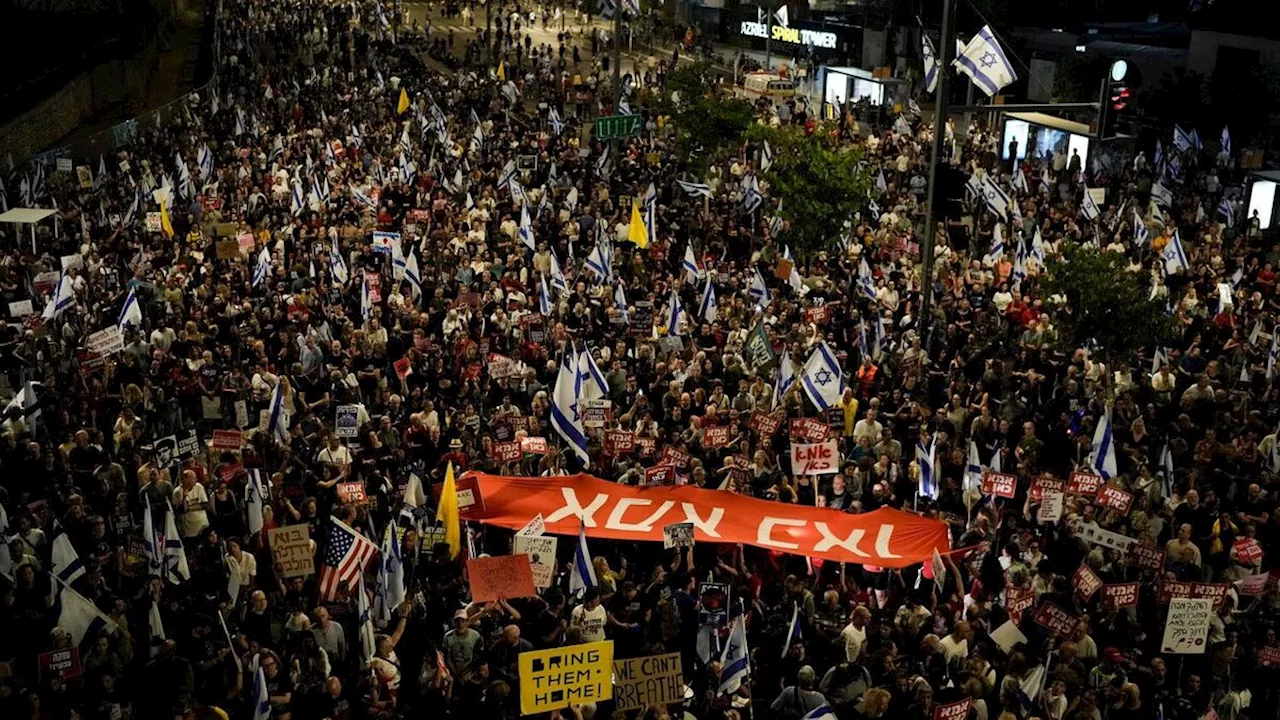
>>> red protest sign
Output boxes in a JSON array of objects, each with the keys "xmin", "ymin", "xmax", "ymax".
[
  {"xmin": 1259, "ymin": 647, "xmax": 1280, "ymax": 668},
  {"xmin": 38, "ymin": 648, "xmax": 82, "ymax": 681},
  {"xmin": 1033, "ymin": 601, "xmax": 1081, "ymax": 639},
  {"xmin": 703, "ymin": 425, "xmax": 731, "ymax": 450},
  {"xmin": 520, "ymin": 436, "xmax": 548, "ymax": 455},
  {"xmin": 1239, "ymin": 572, "xmax": 1271, "ymax": 596},
  {"xmin": 788, "ymin": 418, "xmax": 831, "ymax": 442},
  {"xmin": 635, "ymin": 436, "xmax": 657, "ymax": 457},
  {"xmin": 1073, "ymin": 564, "xmax": 1103, "ymax": 601},
  {"xmin": 466, "ymin": 555, "xmax": 536, "ymax": 603},
  {"xmin": 1158, "ymin": 580, "xmax": 1231, "ymax": 608},
  {"xmin": 1096, "ymin": 485, "xmax": 1134, "ymax": 515},
  {"xmin": 934, "ymin": 698, "xmax": 972, "ymax": 720},
  {"xmin": 659, "ymin": 446, "xmax": 691, "ymax": 469},
  {"xmin": 750, "ymin": 411, "xmax": 783, "ymax": 437},
  {"xmin": 1067, "ymin": 471, "xmax": 1102, "ymax": 496},
  {"xmin": 218, "ymin": 462, "xmax": 245, "ymax": 483},
  {"xmin": 337, "ymin": 482, "xmax": 367, "ymax": 505},
  {"xmin": 1101, "ymin": 582, "xmax": 1140, "ymax": 609},
  {"xmin": 604, "ymin": 430, "xmax": 635, "ymax": 456},
  {"xmin": 393, "ymin": 357, "xmax": 412, "ymax": 380},
  {"xmin": 1006, "ymin": 586, "xmax": 1035, "ymax": 620},
  {"xmin": 804, "ymin": 304, "xmax": 831, "ymax": 325},
  {"xmin": 212, "ymin": 429, "xmax": 243, "ymax": 450},
  {"xmin": 491, "ymin": 441, "xmax": 522, "ymax": 464},
  {"xmin": 1126, "ymin": 543, "xmax": 1166, "ymax": 572},
  {"xmin": 644, "ymin": 465, "xmax": 677, "ymax": 486},
  {"xmin": 1233, "ymin": 538, "xmax": 1264, "ymax": 564},
  {"xmin": 982, "ymin": 472, "xmax": 1017, "ymax": 499},
  {"xmin": 1030, "ymin": 475, "xmax": 1065, "ymax": 502}
]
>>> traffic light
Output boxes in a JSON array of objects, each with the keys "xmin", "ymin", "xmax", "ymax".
[
  {"xmin": 1110, "ymin": 85, "xmax": 1131, "ymax": 112},
  {"xmin": 1099, "ymin": 60, "xmax": 1132, "ymax": 139}
]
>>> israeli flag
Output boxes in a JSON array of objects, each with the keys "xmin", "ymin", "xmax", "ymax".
[
  {"xmin": 162, "ymin": 501, "xmax": 190, "ymax": 584},
  {"xmin": 585, "ymin": 243, "xmax": 610, "ymax": 283},
  {"xmin": 1221, "ymin": 126, "xmax": 1231, "ymax": 157},
  {"xmin": 329, "ymin": 245, "xmax": 350, "ymax": 284},
  {"xmin": 917, "ymin": 434, "xmax": 939, "ymax": 499},
  {"xmin": 1217, "ymin": 196, "xmax": 1235, "ymax": 227},
  {"xmin": 176, "ymin": 153, "xmax": 192, "ymax": 199},
  {"xmin": 351, "ymin": 186, "xmax": 377, "ymax": 209},
  {"xmin": 118, "ymin": 287, "xmax": 142, "ymax": 330},
  {"xmin": 51, "ymin": 521, "xmax": 86, "ymax": 585},
  {"xmin": 665, "ymin": 288, "xmax": 685, "ymax": 336},
  {"xmin": 983, "ymin": 224, "xmax": 1006, "ymax": 265},
  {"xmin": 596, "ymin": 144, "xmax": 611, "ymax": 174},
  {"xmin": 1081, "ymin": 185, "xmax": 1101, "ymax": 221},
  {"xmin": 404, "ymin": 251, "xmax": 422, "ymax": 302},
  {"xmin": 569, "ymin": 523, "xmax": 597, "ymax": 598},
  {"xmin": 251, "ymin": 655, "xmax": 271, "ymax": 720},
  {"xmin": 1133, "ymin": 208, "xmax": 1149, "ymax": 246},
  {"xmin": 142, "ymin": 503, "xmax": 161, "ymax": 576},
  {"xmin": 551, "ymin": 352, "xmax": 590, "ymax": 467},
  {"xmin": 245, "ymin": 469, "xmax": 266, "ymax": 536},
  {"xmin": 291, "ymin": 178, "xmax": 305, "ymax": 216},
  {"xmin": 548, "ymin": 106, "xmax": 563, "ymax": 135},
  {"xmin": 718, "ymin": 615, "xmax": 750, "ymax": 695},
  {"xmin": 1012, "ymin": 166, "xmax": 1028, "ymax": 192},
  {"xmin": 267, "ymin": 379, "xmax": 289, "ymax": 443},
  {"xmin": 1159, "ymin": 442, "xmax": 1176, "ymax": 498},
  {"xmin": 519, "ymin": 203, "xmax": 536, "ymax": 251},
  {"xmin": 42, "ymin": 274, "xmax": 75, "ymax": 321},
  {"xmin": 923, "ymin": 34, "xmax": 939, "ymax": 93},
  {"xmin": 1173, "ymin": 125, "xmax": 1193, "ymax": 152},
  {"xmin": 1190, "ymin": 128, "xmax": 1204, "ymax": 151},
  {"xmin": 699, "ymin": 279, "xmax": 718, "ymax": 324},
  {"xmin": 269, "ymin": 135, "xmax": 285, "ymax": 162},
  {"xmin": 782, "ymin": 602, "xmax": 802, "ymax": 658},
  {"xmin": 858, "ymin": 258, "xmax": 877, "ymax": 300},
  {"xmin": 682, "ymin": 243, "xmax": 702, "ymax": 282},
  {"xmin": 1090, "ymin": 409, "xmax": 1118, "ymax": 480},
  {"xmin": 549, "ymin": 249, "xmax": 568, "ymax": 293},
  {"xmin": 1269, "ymin": 330, "xmax": 1280, "ymax": 381},
  {"xmin": 783, "ymin": 246, "xmax": 805, "ymax": 294},
  {"xmin": 1152, "ymin": 181, "xmax": 1173, "ymax": 208},
  {"xmin": 800, "ymin": 341, "xmax": 843, "ymax": 411},
  {"xmin": 677, "ymin": 179, "xmax": 712, "ymax": 198},
  {"xmin": 538, "ymin": 274, "xmax": 553, "ymax": 315},
  {"xmin": 964, "ymin": 440, "xmax": 984, "ymax": 494},
  {"xmin": 953, "ymin": 25, "xmax": 1018, "ymax": 96},
  {"xmin": 1018, "ymin": 664, "xmax": 1047, "ymax": 709},
  {"xmin": 1162, "ymin": 229, "xmax": 1189, "ymax": 275},
  {"xmin": 197, "ymin": 144, "xmax": 214, "ymax": 182},
  {"xmin": 773, "ymin": 351, "xmax": 797, "ymax": 409},
  {"xmin": 876, "ymin": 170, "xmax": 888, "ymax": 194},
  {"xmin": 252, "ymin": 247, "xmax": 272, "ymax": 287},
  {"xmin": 357, "ymin": 574, "xmax": 376, "ymax": 664},
  {"xmin": 377, "ymin": 524, "xmax": 406, "ymax": 622},
  {"xmin": 577, "ymin": 345, "xmax": 610, "ymax": 401},
  {"xmin": 979, "ymin": 173, "xmax": 1011, "ymax": 218},
  {"xmin": 749, "ymin": 268, "xmax": 773, "ymax": 306},
  {"xmin": 803, "ymin": 706, "xmax": 838, "ymax": 720},
  {"xmin": 761, "ymin": 140, "xmax": 774, "ymax": 172},
  {"xmin": 54, "ymin": 579, "xmax": 119, "ymax": 651},
  {"xmin": 614, "ymin": 283, "xmax": 629, "ymax": 320}
]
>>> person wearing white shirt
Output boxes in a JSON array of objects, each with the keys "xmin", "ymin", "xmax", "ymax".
[
  {"xmin": 839, "ymin": 606, "xmax": 871, "ymax": 662},
  {"xmin": 317, "ymin": 436, "xmax": 352, "ymax": 471}
]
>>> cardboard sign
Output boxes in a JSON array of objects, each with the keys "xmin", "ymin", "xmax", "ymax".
[
  {"xmin": 38, "ymin": 648, "xmax": 82, "ymax": 681},
  {"xmin": 211, "ymin": 429, "xmax": 242, "ymax": 450},
  {"xmin": 603, "ymin": 430, "xmax": 634, "ymax": 456},
  {"xmin": 517, "ymin": 514, "xmax": 546, "ymax": 537},
  {"xmin": 518, "ymin": 641, "xmax": 614, "ymax": 715},
  {"xmin": 1032, "ymin": 601, "xmax": 1080, "ymax": 639},
  {"xmin": 268, "ymin": 525, "xmax": 315, "ymax": 578},
  {"xmin": 663, "ymin": 522, "xmax": 695, "ymax": 549},
  {"xmin": 216, "ymin": 240, "xmax": 240, "ymax": 259},
  {"xmin": 750, "ymin": 411, "xmax": 783, "ymax": 437},
  {"xmin": 1073, "ymin": 563, "xmax": 1103, "ymax": 601},
  {"xmin": 1239, "ymin": 572, "xmax": 1271, "ymax": 596},
  {"xmin": 1158, "ymin": 580, "xmax": 1230, "ymax": 608},
  {"xmin": 1126, "ymin": 542, "xmax": 1165, "ymax": 571},
  {"xmin": 1258, "ymin": 647, "xmax": 1280, "ymax": 668},
  {"xmin": 1101, "ymin": 582, "xmax": 1140, "ymax": 609},
  {"xmin": 1233, "ymin": 537, "xmax": 1264, "ymax": 564},
  {"xmin": 337, "ymin": 482, "xmax": 367, "ymax": 504},
  {"xmin": 86, "ymin": 326, "xmax": 124, "ymax": 356},
  {"xmin": 1030, "ymin": 475, "xmax": 1065, "ymax": 502},
  {"xmin": 934, "ymin": 698, "xmax": 973, "ymax": 720},
  {"xmin": 1067, "ymin": 471, "xmax": 1102, "ymax": 496},
  {"xmin": 520, "ymin": 436, "xmax": 548, "ymax": 455},
  {"xmin": 982, "ymin": 472, "xmax": 1017, "ymax": 498},
  {"xmin": 775, "ymin": 257, "xmax": 794, "ymax": 281},
  {"xmin": 1006, "ymin": 586, "xmax": 1035, "ymax": 620},
  {"xmin": 645, "ymin": 465, "xmax": 677, "ymax": 487},
  {"xmin": 1161, "ymin": 597, "xmax": 1213, "ymax": 654},
  {"xmin": 658, "ymin": 446, "xmax": 691, "ymax": 469},
  {"xmin": 467, "ymin": 555, "xmax": 537, "ymax": 603},
  {"xmin": 582, "ymin": 399, "xmax": 611, "ymax": 429},
  {"xmin": 788, "ymin": 418, "xmax": 830, "ymax": 442},
  {"xmin": 791, "ymin": 440, "xmax": 839, "ymax": 475},
  {"xmin": 334, "ymin": 405, "xmax": 360, "ymax": 438},
  {"xmin": 492, "ymin": 441, "xmax": 522, "ymax": 463},
  {"xmin": 514, "ymin": 535, "xmax": 558, "ymax": 588},
  {"xmin": 804, "ymin": 304, "xmax": 831, "ymax": 325},
  {"xmin": 612, "ymin": 653, "xmax": 683, "ymax": 712},
  {"xmin": 702, "ymin": 425, "xmax": 731, "ymax": 450},
  {"xmin": 1096, "ymin": 485, "xmax": 1134, "ymax": 515},
  {"xmin": 1037, "ymin": 491, "xmax": 1065, "ymax": 523},
  {"xmin": 8, "ymin": 300, "xmax": 33, "ymax": 317}
]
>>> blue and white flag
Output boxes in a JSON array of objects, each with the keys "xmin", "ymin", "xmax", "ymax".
[
  {"xmin": 162, "ymin": 501, "xmax": 190, "ymax": 584},
  {"xmin": 773, "ymin": 351, "xmax": 797, "ymax": 409},
  {"xmin": 923, "ymin": 34, "xmax": 939, "ymax": 93},
  {"xmin": 1217, "ymin": 196, "xmax": 1235, "ymax": 227},
  {"xmin": 1221, "ymin": 126, "xmax": 1232, "ymax": 157},
  {"xmin": 876, "ymin": 170, "xmax": 888, "ymax": 194},
  {"xmin": 548, "ymin": 106, "xmax": 563, "ymax": 135},
  {"xmin": 803, "ymin": 706, "xmax": 837, "ymax": 720},
  {"xmin": 1190, "ymin": 128, "xmax": 1204, "ymax": 151},
  {"xmin": 1018, "ymin": 664, "xmax": 1047, "ymax": 709},
  {"xmin": 328, "ymin": 245, "xmax": 350, "ymax": 285},
  {"xmin": 266, "ymin": 379, "xmax": 289, "ymax": 443},
  {"xmin": 979, "ymin": 173, "xmax": 1011, "ymax": 218},
  {"xmin": 749, "ymin": 268, "xmax": 773, "ymax": 306},
  {"xmin": 953, "ymin": 25, "xmax": 1018, "ymax": 96},
  {"xmin": 1090, "ymin": 409, "xmax": 1118, "ymax": 480},
  {"xmin": 782, "ymin": 602, "xmax": 802, "ymax": 658},
  {"xmin": 917, "ymin": 434, "xmax": 939, "ymax": 499},
  {"xmin": 983, "ymin": 224, "xmax": 1006, "ymax": 265},
  {"xmin": 1159, "ymin": 442, "xmax": 1176, "ymax": 499},
  {"xmin": 51, "ymin": 521, "xmax": 86, "ymax": 585},
  {"xmin": 642, "ymin": 183, "xmax": 658, "ymax": 248},
  {"xmin": 570, "ymin": 523, "xmax": 596, "ymax": 598},
  {"xmin": 142, "ymin": 503, "xmax": 161, "ymax": 577},
  {"xmin": 665, "ymin": 288, "xmax": 685, "ymax": 336},
  {"xmin": 54, "ymin": 579, "xmax": 119, "ymax": 651},
  {"xmin": 518, "ymin": 203, "xmax": 535, "ymax": 251},
  {"xmin": 718, "ymin": 614, "xmax": 750, "ymax": 695},
  {"xmin": 1173, "ymin": 125, "xmax": 1193, "ymax": 152},
  {"xmin": 760, "ymin": 141, "xmax": 774, "ymax": 172},
  {"xmin": 858, "ymin": 258, "xmax": 877, "ymax": 301},
  {"xmin": 1152, "ymin": 181, "xmax": 1173, "ymax": 208},
  {"xmin": 577, "ymin": 345, "xmax": 610, "ymax": 402},
  {"xmin": 197, "ymin": 144, "xmax": 214, "ymax": 182},
  {"xmin": 1081, "ymin": 185, "xmax": 1101, "ymax": 221},
  {"xmin": 1012, "ymin": 166, "xmax": 1028, "ymax": 192},
  {"xmin": 584, "ymin": 242, "xmax": 611, "ymax": 284},
  {"xmin": 538, "ymin": 274, "xmax": 552, "ymax": 315},
  {"xmin": 42, "ymin": 274, "xmax": 75, "ymax": 321},
  {"xmin": 118, "ymin": 287, "xmax": 142, "ymax": 330},
  {"xmin": 551, "ymin": 352, "xmax": 590, "ymax": 467},
  {"xmin": 699, "ymin": 279, "xmax": 718, "ymax": 324},
  {"xmin": 1163, "ymin": 229, "xmax": 1189, "ymax": 275},
  {"xmin": 357, "ymin": 574, "xmax": 376, "ymax": 663},
  {"xmin": 377, "ymin": 524, "xmax": 406, "ymax": 622},
  {"xmin": 965, "ymin": 440, "xmax": 984, "ymax": 494},
  {"xmin": 250, "ymin": 655, "xmax": 271, "ymax": 720},
  {"xmin": 252, "ymin": 247, "xmax": 272, "ymax": 287},
  {"xmin": 245, "ymin": 469, "xmax": 266, "ymax": 537},
  {"xmin": 677, "ymin": 179, "xmax": 713, "ymax": 199},
  {"xmin": 682, "ymin": 243, "xmax": 702, "ymax": 283},
  {"xmin": 783, "ymin": 246, "xmax": 805, "ymax": 294},
  {"xmin": 1133, "ymin": 208, "xmax": 1149, "ymax": 246},
  {"xmin": 799, "ymin": 341, "xmax": 843, "ymax": 411}
]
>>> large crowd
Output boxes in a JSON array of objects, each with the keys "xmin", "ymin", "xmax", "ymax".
[{"xmin": 0, "ymin": 1, "xmax": 1274, "ymax": 720}]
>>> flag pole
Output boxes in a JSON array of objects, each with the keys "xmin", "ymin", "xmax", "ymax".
[{"xmin": 920, "ymin": 0, "xmax": 955, "ymax": 340}]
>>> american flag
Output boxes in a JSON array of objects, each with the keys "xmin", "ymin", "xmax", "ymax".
[{"xmin": 318, "ymin": 516, "xmax": 378, "ymax": 602}]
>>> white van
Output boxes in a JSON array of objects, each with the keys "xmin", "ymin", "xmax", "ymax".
[{"xmin": 740, "ymin": 73, "xmax": 796, "ymax": 99}]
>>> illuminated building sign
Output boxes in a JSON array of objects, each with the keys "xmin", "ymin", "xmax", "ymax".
[{"xmin": 740, "ymin": 21, "xmax": 838, "ymax": 49}]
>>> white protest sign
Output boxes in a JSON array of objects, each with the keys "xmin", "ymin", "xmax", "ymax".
[
  {"xmin": 1161, "ymin": 597, "xmax": 1213, "ymax": 654},
  {"xmin": 790, "ymin": 439, "xmax": 839, "ymax": 475},
  {"xmin": 1037, "ymin": 491, "xmax": 1064, "ymax": 523},
  {"xmin": 60, "ymin": 254, "xmax": 84, "ymax": 271},
  {"xmin": 513, "ymin": 535, "xmax": 558, "ymax": 588},
  {"xmin": 86, "ymin": 326, "xmax": 124, "ymax": 356},
  {"xmin": 517, "ymin": 514, "xmax": 546, "ymax": 537},
  {"xmin": 8, "ymin": 300, "xmax": 33, "ymax": 318},
  {"xmin": 663, "ymin": 522, "xmax": 695, "ymax": 549},
  {"xmin": 234, "ymin": 400, "xmax": 249, "ymax": 428},
  {"xmin": 990, "ymin": 619, "xmax": 1028, "ymax": 654}
]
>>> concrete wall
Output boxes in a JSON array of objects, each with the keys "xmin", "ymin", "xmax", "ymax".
[{"xmin": 1187, "ymin": 29, "xmax": 1280, "ymax": 75}]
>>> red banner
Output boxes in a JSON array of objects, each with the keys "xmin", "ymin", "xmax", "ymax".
[{"xmin": 457, "ymin": 472, "xmax": 950, "ymax": 567}]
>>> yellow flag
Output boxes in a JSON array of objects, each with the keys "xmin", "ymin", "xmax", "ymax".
[
  {"xmin": 497, "ymin": 61, "xmax": 506, "ymax": 81},
  {"xmin": 159, "ymin": 200, "xmax": 174, "ymax": 239},
  {"xmin": 627, "ymin": 202, "xmax": 648, "ymax": 248},
  {"xmin": 397, "ymin": 88, "xmax": 410, "ymax": 114},
  {"xmin": 438, "ymin": 462, "xmax": 461, "ymax": 559}
]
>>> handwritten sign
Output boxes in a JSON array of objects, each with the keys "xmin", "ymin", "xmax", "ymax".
[
  {"xmin": 1161, "ymin": 597, "xmax": 1213, "ymax": 654},
  {"xmin": 982, "ymin": 472, "xmax": 1017, "ymax": 498},
  {"xmin": 1037, "ymin": 491, "xmax": 1065, "ymax": 523},
  {"xmin": 87, "ymin": 326, "xmax": 124, "ymax": 356},
  {"xmin": 663, "ymin": 522, "xmax": 695, "ymax": 549},
  {"xmin": 8, "ymin": 300, "xmax": 33, "ymax": 317},
  {"xmin": 792, "ymin": 440, "xmax": 839, "ymax": 475},
  {"xmin": 519, "ymin": 641, "xmax": 614, "ymax": 715},
  {"xmin": 1239, "ymin": 572, "xmax": 1271, "ymax": 596},
  {"xmin": 1073, "ymin": 563, "xmax": 1103, "ymax": 601},
  {"xmin": 513, "ymin": 535, "xmax": 558, "ymax": 588},
  {"xmin": 269, "ymin": 525, "xmax": 315, "ymax": 578},
  {"xmin": 211, "ymin": 429, "xmax": 242, "ymax": 450},
  {"xmin": 520, "ymin": 436, "xmax": 548, "ymax": 455},
  {"xmin": 750, "ymin": 411, "xmax": 783, "ymax": 437},
  {"xmin": 1096, "ymin": 485, "xmax": 1134, "ymax": 515},
  {"xmin": 492, "ymin": 441, "xmax": 522, "ymax": 463},
  {"xmin": 337, "ymin": 482, "xmax": 367, "ymax": 505},
  {"xmin": 604, "ymin": 430, "xmax": 634, "ymax": 456},
  {"xmin": 788, "ymin": 418, "xmax": 830, "ymax": 442},
  {"xmin": 467, "ymin": 555, "xmax": 537, "ymax": 603},
  {"xmin": 1067, "ymin": 471, "xmax": 1102, "ymax": 496},
  {"xmin": 1033, "ymin": 601, "xmax": 1080, "ymax": 639},
  {"xmin": 934, "ymin": 698, "xmax": 973, "ymax": 720},
  {"xmin": 612, "ymin": 653, "xmax": 683, "ymax": 712},
  {"xmin": 703, "ymin": 425, "xmax": 731, "ymax": 450},
  {"xmin": 1101, "ymin": 582, "xmax": 1140, "ymax": 609},
  {"xmin": 644, "ymin": 465, "xmax": 677, "ymax": 486}
]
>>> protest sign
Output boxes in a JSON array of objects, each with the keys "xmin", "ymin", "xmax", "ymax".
[
  {"xmin": 1233, "ymin": 538, "xmax": 1264, "ymax": 564},
  {"xmin": 791, "ymin": 440, "xmax": 839, "ymax": 475},
  {"xmin": 1239, "ymin": 572, "xmax": 1271, "ymax": 596},
  {"xmin": 1067, "ymin": 471, "xmax": 1102, "ymax": 496},
  {"xmin": 211, "ymin": 429, "xmax": 242, "ymax": 451},
  {"xmin": 235, "ymin": 400, "xmax": 249, "ymax": 428},
  {"xmin": 488, "ymin": 353, "xmax": 524, "ymax": 379},
  {"xmin": 663, "ymin": 522, "xmax": 695, "ymax": 549},
  {"xmin": 38, "ymin": 648, "xmax": 82, "ymax": 681},
  {"xmin": 1037, "ymin": 491, "xmax": 1065, "ymax": 523},
  {"xmin": 1158, "ymin": 580, "xmax": 1230, "ymax": 608},
  {"xmin": 604, "ymin": 430, "xmax": 634, "ymax": 456},
  {"xmin": 744, "ymin": 322, "xmax": 777, "ymax": 373},
  {"xmin": 805, "ymin": 304, "xmax": 832, "ymax": 325},
  {"xmin": 518, "ymin": 514, "xmax": 546, "ymax": 537},
  {"xmin": 1101, "ymin": 582, "xmax": 1140, "ymax": 609},
  {"xmin": 520, "ymin": 436, "xmax": 548, "ymax": 455},
  {"xmin": 76, "ymin": 166, "xmax": 93, "ymax": 188},
  {"xmin": 1096, "ymin": 485, "xmax": 1134, "ymax": 515},
  {"xmin": 1161, "ymin": 597, "xmax": 1213, "ymax": 654},
  {"xmin": 1030, "ymin": 475, "xmax": 1065, "ymax": 502},
  {"xmin": 703, "ymin": 425, "xmax": 731, "ymax": 450},
  {"xmin": 491, "ymin": 441, "xmax": 522, "ymax": 463},
  {"xmin": 612, "ymin": 653, "xmax": 683, "ymax": 712},
  {"xmin": 1126, "ymin": 542, "xmax": 1165, "ymax": 571},
  {"xmin": 750, "ymin": 411, "xmax": 783, "ymax": 437},
  {"xmin": 87, "ymin": 326, "xmax": 124, "ymax": 356},
  {"xmin": 1032, "ymin": 601, "xmax": 1080, "ymax": 639},
  {"xmin": 392, "ymin": 356, "xmax": 411, "ymax": 380},
  {"xmin": 644, "ymin": 465, "xmax": 676, "ymax": 487},
  {"xmin": 237, "ymin": 232, "xmax": 255, "ymax": 252},
  {"xmin": 934, "ymin": 698, "xmax": 973, "ymax": 720},
  {"xmin": 981, "ymin": 472, "xmax": 1017, "ymax": 498},
  {"xmin": 8, "ymin": 300, "xmax": 33, "ymax": 317},
  {"xmin": 1074, "ymin": 523, "xmax": 1137, "ymax": 554},
  {"xmin": 1073, "ymin": 563, "xmax": 1103, "ymax": 601},
  {"xmin": 513, "ymin": 535, "xmax": 558, "ymax": 588},
  {"xmin": 990, "ymin": 620, "xmax": 1028, "ymax": 654},
  {"xmin": 153, "ymin": 430, "xmax": 201, "ymax": 468},
  {"xmin": 658, "ymin": 446, "xmax": 691, "ymax": 469},
  {"xmin": 519, "ymin": 641, "xmax": 614, "ymax": 715},
  {"xmin": 214, "ymin": 239, "xmax": 239, "ymax": 259},
  {"xmin": 788, "ymin": 418, "xmax": 830, "ymax": 442},
  {"xmin": 467, "ymin": 555, "xmax": 537, "ymax": 603},
  {"xmin": 1259, "ymin": 647, "xmax": 1280, "ymax": 668},
  {"xmin": 334, "ymin": 405, "xmax": 360, "ymax": 438},
  {"xmin": 1006, "ymin": 587, "xmax": 1035, "ymax": 620},
  {"xmin": 34, "ymin": 270, "xmax": 59, "ymax": 293},
  {"xmin": 146, "ymin": 212, "xmax": 162, "ymax": 232},
  {"xmin": 634, "ymin": 436, "xmax": 657, "ymax": 457},
  {"xmin": 269, "ymin": 525, "xmax": 315, "ymax": 578},
  {"xmin": 201, "ymin": 396, "xmax": 222, "ymax": 420},
  {"xmin": 337, "ymin": 482, "xmax": 366, "ymax": 505},
  {"xmin": 582, "ymin": 399, "xmax": 611, "ymax": 428}
]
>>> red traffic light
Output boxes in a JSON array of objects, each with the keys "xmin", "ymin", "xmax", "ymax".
[{"xmin": 1110, "ymin": 85, "xmax": 1131, "ymax": 111}]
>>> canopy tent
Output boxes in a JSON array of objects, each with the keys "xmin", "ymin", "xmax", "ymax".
[{"xmin": 0, "ymin": 207, "xmax": 57, "ymax": 253}]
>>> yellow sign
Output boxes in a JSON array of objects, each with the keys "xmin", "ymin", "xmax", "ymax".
[{"xmin": 518, "ymin": 641, "xmax": 613, "ymax": 715}]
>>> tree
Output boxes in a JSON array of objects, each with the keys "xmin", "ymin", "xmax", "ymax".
[
  {"xmin": 651, "ymin": 61, "xmax": 755, "ymax": 174},
  {"xmin": 745, "ymin": 124, "xmax": 873, "ymax": 258},
  {"xmin": 1039, "ymin": 244, "xmax": 1175, "ymax": 369}
]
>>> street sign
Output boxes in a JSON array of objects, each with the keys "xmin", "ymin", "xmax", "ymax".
[{"xmin": 594, "ymin": 114, "xmax": 643, "ymax": 140}]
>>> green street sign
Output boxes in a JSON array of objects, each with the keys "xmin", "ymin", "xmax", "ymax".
[{"xmin": 593, "ymin": 114, "xmax": 643, "ymax": 140}]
